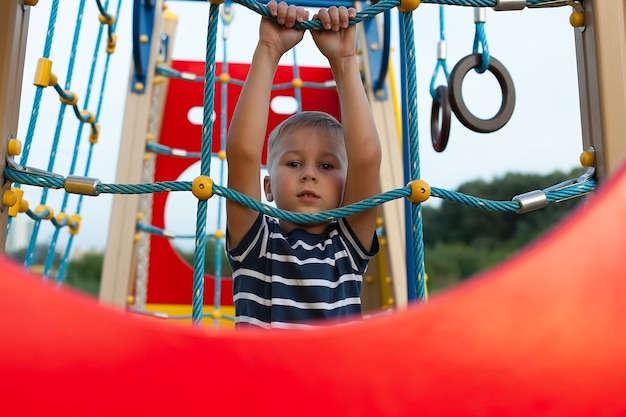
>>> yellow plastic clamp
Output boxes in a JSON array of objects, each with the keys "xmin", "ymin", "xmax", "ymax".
[
  {"xmin": 89, "ymin": 124, "xmax": 100, "ymax": 144},
  {"xmin": 68, "ymin": 214, "xmax": 81, "ymax": 235},
  {"xmin": 2, "ymin": 189, "xmax": 17, "ymax": 208},
  {"xmin": 406, "ymin": 179, "xmax": 430, "ymax": 204},
  {"xmin": 580, "ymin": 150, "xmax": 595, "ymax": 168},
  {"xmin": 292, "ymin": 78, "xmax": 303, "ymax": 88},
  {"xmin": 98, "ymin": 13, "xmax": 116, "ymax": 25},
  {"xmin": 7, "ymin": 138, "xmax": 22, "ymax": 156},
  {"xmin": 24, "ymin": 0, "xmax": 39, "ymax": 5},
  {"xmin": 163, "ymin": 9, "xmax": 178, "ymax": 22},
  {"xmin": 8, "ymin": 188, "xmax": 27, "ymax": 217},
  {"xmin": 60, "ymin": 91, "xmax": 78, "ymax": 106},
  {"xmin": 33, "ymin": 57, "xmax": 53, "ymax": 87},
  {"xmin": 570, "ymin": 11, "xmax": 584, "ymax": 28},
  {"xmin": 214, "ymin": 230, "xmax": 224, "ymax": 239},
  {"xmin": 192, "ymin": 176, "xmax": 214, "ymax": 200},
  {"xmin": 398, "ymin": 0, "xmax": 420, "ymax": 13},
  {"xmin": 209, "ymin": 0, "xmax": 226, "ymax": 5},
  {"xmin": 80, "ymin": 110, "xmax": 96, "ymax": 124},
  {"xmin": 35, "ymin": 205, "xmax": 54, "ymax": 220},
  {"xmin": 106, "ymin": 33, "xmax": 118, "ymax": 54},
  {"xmin": 219, "ymin": 73, "xmax": 231, "ymax": 83},
  {"xmin": 211, "ymin": 310, "xmax": 222, "ymax": 319},
  {"xmin": 135, "ymin": 82, "xmax": 145, "ymax": 92},
  {"xmin": 55, "ymin": 212, "xmax": 69, "ymax": 226},
  {"xmin": 139, "ymin": 34, "xmax": 149, "ymax": 44},
  {"xmin": 217, "ymin": 150, "xmax": 226, "ymax": 160}
]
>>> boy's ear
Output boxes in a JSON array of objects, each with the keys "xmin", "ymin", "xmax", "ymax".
[{"xmin": 263, "ymin": 175, "xmax": 273, "ymax": 202}]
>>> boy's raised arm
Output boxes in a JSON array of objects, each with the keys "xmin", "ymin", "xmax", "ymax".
[
  {"xmin": 226, "ymin": 1, "xmax": 308, "ymax": 249},
  {"xmin": 312, "ymin": 8, "xmax": 382, "ymax": 250}
]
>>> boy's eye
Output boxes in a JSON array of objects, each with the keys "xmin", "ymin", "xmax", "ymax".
[
  {"xmin": 320, "ymin": 163, "xmax": 333, "ymax": 170},
  {"xmin": 287, "ymin": 161, "xmax": 301, "ymax": 168}
]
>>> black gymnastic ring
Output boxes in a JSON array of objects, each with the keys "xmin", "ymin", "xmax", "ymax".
[
  {"xmin": 448, "ymin": 54, "xmax": 515, "ymax": 134},
  {"xmin": 430, "ymin": 85, "xmax": 451, "ymax": 152}
]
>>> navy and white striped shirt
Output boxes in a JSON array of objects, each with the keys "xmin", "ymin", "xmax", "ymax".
[{"xmin": 227, "ymin": 214, "xmax": 379, "ymax": 329}]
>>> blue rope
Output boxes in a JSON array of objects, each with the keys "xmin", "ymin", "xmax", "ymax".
[
  {"xmin": 429, "ymin": 5, "xmax": 450, "ymax": 100},
  {"xmin": 473, "ymin": 20, "xmax": 490, "ymax": 73}
]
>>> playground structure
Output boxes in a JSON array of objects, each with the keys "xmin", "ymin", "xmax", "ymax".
[{"xmin": 2, "ymin": 0, "xmax": 626, "ymax": 414}]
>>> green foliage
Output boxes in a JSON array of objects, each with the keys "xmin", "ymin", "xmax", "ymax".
[
  {"xmin": 423, "ymin": 168, "xmax": 587, "ymax": 293},
  {"xmin": 64, "ymin": 251, "xmax": 103, "ymax": 296}
]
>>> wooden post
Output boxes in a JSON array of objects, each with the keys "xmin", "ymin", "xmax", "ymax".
[
  {"xmin": 100, "ymin": 1, "xmax": 176, "ymax": 307},
  {"xmin": 358, "ymin": 9, "xmax": 408, "ymax": 310},
  {"xmin": 574, "ymin": 0, "xmax": 626, "ymax": 179},
  {"xmin": 0, "ymin": 1, "xmax": 31, "ymax": 253}
]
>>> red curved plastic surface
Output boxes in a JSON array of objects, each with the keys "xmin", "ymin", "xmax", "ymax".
[{"xmin": 2, "ymin": 163, "xmax": 626, "ymax": 416}]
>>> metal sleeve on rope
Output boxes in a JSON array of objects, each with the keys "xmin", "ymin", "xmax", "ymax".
[
  {"xmin": 64, "ymin": 175, "xmax": 102, "ymax": 196},
  {"xmin": 494, "ymin": 0, "xmax": 526, "ymax": 10},
  {"xmin": 512, "ymin": 190, "xmax": 547, "ymax": 213}
]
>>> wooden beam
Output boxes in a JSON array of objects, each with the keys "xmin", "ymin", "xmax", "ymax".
[
  {"xmin": 0, "ymin": 1, "xmax": 31, "ymax": 253},
  {"xmin": 574, "ymin": 0, "xmax": 626, "ymax": 179}
]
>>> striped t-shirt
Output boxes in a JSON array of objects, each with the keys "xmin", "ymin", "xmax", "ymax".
[{"xmin": 227, "ymin": 214, "xmax": 379, "ymax": 329}]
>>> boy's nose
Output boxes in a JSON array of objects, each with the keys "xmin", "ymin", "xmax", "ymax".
[{"xmin": 301, "ymin": 169, "xmax": 317, "ymax": 182}]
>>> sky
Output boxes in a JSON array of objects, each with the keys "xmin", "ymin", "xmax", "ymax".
[{"xmin": 10, "ymin": 0, "xmax": 582, "ymax": 253}]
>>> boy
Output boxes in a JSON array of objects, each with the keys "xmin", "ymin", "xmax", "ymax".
[{"xmin": 226, "ymin": 1, "xmax": 381, "ymax": 329}]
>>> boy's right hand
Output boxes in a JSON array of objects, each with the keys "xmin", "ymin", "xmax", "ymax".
[{"xmin": 260, "ymin": 1, "xmax": 309, "ymax": 56}]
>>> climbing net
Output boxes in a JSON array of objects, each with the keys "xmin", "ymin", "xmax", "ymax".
[{"xmin": 3, "ymin": 0, "xmax": 594, "ymax": 326}]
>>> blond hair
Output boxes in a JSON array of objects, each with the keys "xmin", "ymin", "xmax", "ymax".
[{"xmin": 266, "ymin": 111, "xmax": 343, "ymax": 171}]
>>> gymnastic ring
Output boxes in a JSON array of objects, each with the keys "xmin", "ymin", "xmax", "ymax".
[
  {"xmin": 448, "ymin": 54, "xmax": 515, "ymax": 133},
  {"xmin": 430, "ymin": 85, "xmax": 451, "ymax": 152}
]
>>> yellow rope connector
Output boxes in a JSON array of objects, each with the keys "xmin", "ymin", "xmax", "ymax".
[
  {"xmin": 55, "ymin": 212, "xmax": 69, "ymax": 225},
  {"xmin": 98, "ymin": 13, "xmax": 116, "ymax": 25},
  {"xmin": 569, "ymin": 11, "xmax": 584, "ymax": 28},
  {"xmin": 60, "ymin": 91, "xmax": 78, "ymax": 106},
  {"xmin": 211, "ymin": 310, "xmax": 222, "ymax": 319},
  {"xmin": 192, "ymin": 176, "xmax": 214, "ymax": 200},
  {"xmin": 398, "ymin": 0, "xmax": 420, "ymax": 13},
  {"xmin": 106, "ymin": 33, "xmax": 118, "ymax": 54},
  {"xmin": 210, "ymin": 0, "xmax": 226, "ymax": 5},
  {"xmin": 154, "ymin": 75, "xmax": 165, "ymax": 85},
  {"xmin": 68, "ymin": 214, "xmax": 82, "ymax": 235},
  {"xmin": 35, "ymin": 205, "xmax": 54, "ymax": 220},
  {"xmin": 406, "ymin": 179, "xmax": 430, "ymax": 204},
  {"xmin": 127, "ymin": 295, "xmax": 135, "ymax": 306},
  {"xmin": 580, "ymin": 149, "xmax": 595, "ymax": 168},
  {"xmin": 80, "ymin": 110, "xmax": 95, "ymax": 124},
  {"xmin": 33, "ymin": 57, "xmax": 53, "ymax": 87},
  {"xmin": 135, "ymin": 82, "xmax": 145, "ymax": 92},
  {"xmin": 219, "ymin": 73, "xmax": 231, "ymax": 83},
  {"xmin": 214, "ymin": 230, "xmax": 224, "ymax": 239},
  {"xmin": 24, "ymin": 0, "xmax": 39, "ymax": 5},
  {"xmin": 2, "ymin": 190, "xmax": 17, "ymax": 208},
  {"xmin": 89, "ymin": 124, "xmax": 100, "ymax": 144},
  {"xmin": 8, "ymin": 188, "xmax": 27, "ymax": 217},
  {"xmin": 292, "ymin": 78, "xmax": 303, "ymax": 88},
  {"xmin": 217, "ymin": 150, "xmax": 226, "ymax": 160},
  {"xmin": 7, "ymin": 138, "xmax": 22, "ymax": 156}
]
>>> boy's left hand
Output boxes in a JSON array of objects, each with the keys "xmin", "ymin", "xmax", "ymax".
[{"xmin": 310, "ymin": 6, "xmax": 357, "ymax": 62}]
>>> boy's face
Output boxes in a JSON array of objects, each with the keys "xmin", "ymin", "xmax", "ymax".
[{"xmin": 264, "ymin": 126, "xmax": 347, "ymax": 216}]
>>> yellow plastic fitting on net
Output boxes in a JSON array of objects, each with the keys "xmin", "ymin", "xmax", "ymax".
[
  {"xmin": 106, "ymin": 33, "xmax": 118, "ymax": 54},
  {"xmin": 398, "ymin": 0, "xmax": 420, "ymax": 13},
  {"xmin": 89, "ymin": 124, "xmax": 100, "ymax": 144},
  {"xmin": 211, "ymin": 310, "xmax": 222, "ymax": 319},
  {"xmin": 217, "ymin": 150, "xmax": 226, "ymax": 160},
  {"xmin": 80, "ymin": 110, "xmax": 96, "ymax": 124},
  {"xmin": 98, "ymin": 13, "xmax": 116, "ymax": 25},
  {"xmin": 580, "ymin": 149, "xmax": 595, "ymax": 168},
  {"xmin": 192, "ymin": 176, "xmax": 214, "ymax": 200},
  {"xmin": 406, "ymin": 179, "xmax": 431, "ymax": 204},
  {"xmin": 55, "ymin": 212, "xmax": 69, "ymax": 226},
  {"xmin": 33, "ymin": 57, "xmax": 53, "ymax": 87},
  {"xmin": 2, "ymin": 190, "xmax": 17, "ymax": 208},
  {"xmin": 210, "ymin": 0, "xmax": 226, "ymax": 5},
  {"xmin": 570, "ymin": 11, "xmax": 584, "ymax": 28},
  {"xmin": 8, "ymin": 188, "xmax": 28, "ymax": 217},
  {"xmin": 35, "ymin": 205, "xmax": 54, "ymax": 220},
  {"xmin": 60, "ymin": 91, "xmax": 78, "ymax": 106},
  {"xmin": 24, "ymin": 0, "xmax": 39, "ymax": 5},
  {"xmin": 219, "ymin": 73, "xmax": 231, "ymax": 83},
  {"xmin": 292, "ymin": 78, "xmax": 303, "ymax": 88},
  {"xmin": 214, "ymin": 230, "xmax": 224, "ymax": 239},
  {"xmin": 7, "ymin": 138, "xmax": 22, "ymax": 156},
  {"xmin": 68, "ymin": 214, "xmax": 82, "ymax": 235}
]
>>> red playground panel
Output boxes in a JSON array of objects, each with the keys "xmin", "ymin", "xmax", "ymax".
[{"xmin": 147, "ymin": 60, "xmax": 341, "ymax": 305}]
